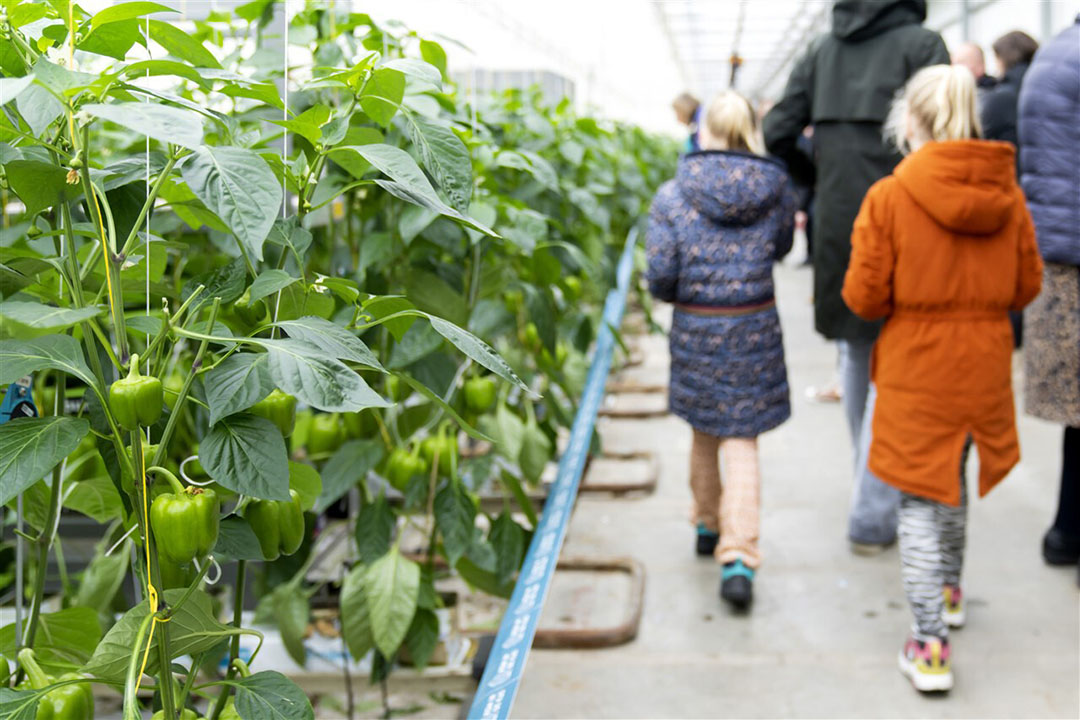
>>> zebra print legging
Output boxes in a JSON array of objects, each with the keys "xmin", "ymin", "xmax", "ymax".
[{"xmin": 898, "ymin": 464, "xmax": 969, "ymax": 639}]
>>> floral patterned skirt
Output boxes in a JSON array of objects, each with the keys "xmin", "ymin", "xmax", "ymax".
[
  {"xmin": 1024, "ymin": 263, "xmax": 1080, "ymax": 426},
  {"xmin": 668, "ymin": 306, "xmax": 791, "ymax": 438}
]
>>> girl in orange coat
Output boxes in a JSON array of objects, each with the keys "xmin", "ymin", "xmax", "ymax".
[{"xmin": 842, "ymin": 65, "xmax": 1042, "ymax": 693}]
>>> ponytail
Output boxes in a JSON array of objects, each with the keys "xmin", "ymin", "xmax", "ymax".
[{"xmin": 886, "ymin": 65, "xmax": 983, "ymax": 153}]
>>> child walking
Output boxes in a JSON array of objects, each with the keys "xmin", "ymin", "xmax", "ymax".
[
  {"xmin": 646, "ymin": 91, "xmax": 795, "ymax": 609},
  {"xmin": 843, "ymin": 65, "xmax": 1043, "ymax": 692}
]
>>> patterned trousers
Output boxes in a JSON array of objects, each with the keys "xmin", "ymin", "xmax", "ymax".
[
  {"xmin": 898, "ymin": 474, "xmax": 968, "ymax": 639},
  {"xmin": 689, "ymin": 430, "xmax": 761, "ymax": 568}
]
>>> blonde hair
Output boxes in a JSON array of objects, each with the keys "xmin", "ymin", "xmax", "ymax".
[
  {"xmin": 703, "ymin": 91, "xmax": 765, "ymax": 155},
  {"xmin": 887, "ymin": 64, "xmax": 983, "ymax": 153}
]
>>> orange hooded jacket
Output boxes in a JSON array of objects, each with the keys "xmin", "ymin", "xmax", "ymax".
[{"xmin": 842, "ymin": 140, "xmax": 1043, "ymax": 505}]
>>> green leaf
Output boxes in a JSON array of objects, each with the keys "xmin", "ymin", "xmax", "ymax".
[
  {"xmin": 182, "ymin": 256, "xmax": 248, "ymax": 309},
  {"xmin": 92, "ymin": 1, "xmax": 175, "ymax": 29},
  {"xmin": 364, "ymin": 547, "xmax": 420, "ymax": 657},
  {"xmin": 362, "ymin": 295, "xmax": 415, "ymax": 342},
  {"xmin": 339, "ymin": 565, "xmax": 373, "ymax": 661},
  {"xmin": 0, "ymin": 416, "xmax": 88, "ymax": 506},
  {"xmin": 83, "ymin": 102, "xmax": 204, "ymax": 150},
  {"xmin": 519, "ymin": 422, "xmax": 553, "ymax": 484},
  {"xmin": 359, "ymin": 67, "xmax": 404, "ymax": 127},
  {"xmin": 15, "ymin": 83, "xmax": 63, "ymax": 137},
  {"xmin": 315, "ymin": 439, "xmax": 384, "ymax": 513},
  {"xmin": 229, "ymin": 671, "xmax": 314, "ymax": 720},
  {"xmin": 403, "ymin": 269, "xmax": 468, "ymax": 327},
  {"xmin": 147, "ymin": 19, "xmax": 221, "ymax": 68},
  {"xmin": 403, "ymin": 608, "xmax": 440, "ymax": 670},
  {"xmin": 247, "ymin": 269, "xmax": 298, "ymax": 304},
  {"xmin": 490, "ymin": 512, "xmax": 525, "ymax": 585},
  {"xmin": 271, "ymin": 587, "xmax": 309, "ymax": 667},
  {"xmin": 427, "ymin": 315, "xmax": 530, "ymax": 394},
  {"xmin": 78, "ymin": 18, "xmax": 142, "ymax": 60},
  {"xmin": 270, "ymin": 105, "xmax": 330, "ymax": 146},
  {"xmin": 0, "ymin": 687, "xmax": 40, "ymax": 720},
  {"xmin": 73, "ymin": 547, "xmax": 129, "ymax": 620},
  {"xmin": 204, "ymin": 353, "xmax": 273, "ymax": 425},
  {"xmin": 182, "ymin": 146, "xmax": 281, "ymax": 261},
  {"xmin": 396, "ymin": 374, "xmax": 493, "ymax": 443},
  {"xmin": 0, "ymin": 76, "xmax": 33, "ymax": 106},
  {"xmin": 355, "ymin": 492, "xmax": 394, "ymax": 564},
  {"xmin": 288, "ymin": 461, "xmax": 321, "ymax": 511},
  {"xmin": 64, "ymin": 474, "xmax": 123, "ymax": 522},
  {"xmin": 481, "ymin": 405, "xmax": 525, "ymax": 460},
  {"xmin": 419, "ymin": 39, "xmax": 448, "ymax": 79},
  {"xmin": 3, "ymin": 160, "xmax": 80, "ymax": 216},
  {"xmin": 0, "ymin": 300, "xmax": 101, "ymax": 333},
  {"xmin": 83, "ymin": 589, "xmax": 235, "ymax": 681},
  {"xmin": 343, "ymin": 144, "xmax": 496, "ymax": 237},
  {"xmin": 213, "ymin": 515, "xmax": 265, "ymax": 561},
  {"xmin": 383, "ymin": 58, "xmax": 442, "ymax": 88},
  {"xmin": 261, "ymin": 338, "xmax": 390, "ymax": 414},
  {"xmin": 0, "ymin": 607, "xmax": 101, "ymax": 675},
  {"xmin": 456, "ymin": 553, "xmax": 513, "ymax": 599},
  {"xmin": 200, "ymin": 414, "xmax": 290, "ymax": 501},
  {"xmin": 434, "ymin": 481, "xmax": 475, "ymax": 568},
  {"xmin": 403, "ymin": 112, "xmax": 472, "ymax": 213},
  {"xmin": 0, "ymin": 336, "xmax": 95, "ymax": 388},
  {"xmin": 273, "ymin": 317, "xmax": 383, "ymax": 371}
]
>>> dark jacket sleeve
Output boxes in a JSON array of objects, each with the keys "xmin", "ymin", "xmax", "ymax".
[
  {"xmin": 763, "ymin": 46, "xmax": 816, "ymax": 188},
  {"xmin": 645, "ymin": 190, "xmax": 679, "ymax": 303},
  {"xmin": 915, "ymin": 30, "xmax": 950, "ymax": 69},
  {"xmin": 982, "ymin": 87, "xmax": 1018, "ymax": 145}
]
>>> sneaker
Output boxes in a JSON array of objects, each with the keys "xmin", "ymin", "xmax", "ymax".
[
  {"xmin": 719, "ymin": 559, "xmax": 754, "ymax": 609},
  {"xmin": 695, "ymin": 523, "xmax": 719, "ymax": 557},
  {"xmin": 898, "ymin": 635, "xmax": 953, "ymax": 692},
  {"xmin": 943, "ymin": 585, "xmax": 965, "ymax": 628}
]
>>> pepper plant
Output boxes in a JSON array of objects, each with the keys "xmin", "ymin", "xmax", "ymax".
[{"xmin": 0, "ymin": 1, "xmax": 675, "ymax": 718}]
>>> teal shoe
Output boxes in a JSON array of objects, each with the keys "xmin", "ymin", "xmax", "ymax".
[
  {"xmin": 696, "ymin": 523, "xmax": 719, "ymax": 556},
  {"xmin": 720, "ymin": 559, "xmax": 754, "ymax": 609}
]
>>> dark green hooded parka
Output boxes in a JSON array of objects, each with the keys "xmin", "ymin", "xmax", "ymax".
[{"xmin": 763, "ymin": 0, "xmax": 949, "ymax": 341}]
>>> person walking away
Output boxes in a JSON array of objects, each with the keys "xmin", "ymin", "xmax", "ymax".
[
  {"xmin": 672, "ymin": 92, "xmax": 703, "ymax": 153},
  {"xmin": 647, "ymin": 91, "xmax": 795, "ymax": 610},
  {"xmin": 951, "ymin": 42, "xmax": 997, "ymax": 98},
  {"xmin": 982, "ymin": 31, "xmax": 1039, "ymax": 348},
  {"xmin": 1017, "ymin": 16, "xmax": 1080, "ymax": 581},
  {"xmin": 763, "ymin": 0, "xmax": 948, "ymax": 552},
  {"xmin": 982, "ymin": 31, "xmax": 1038, "ymax": 148},
  {"xmin": 842, "ymin": 65, "xmax": 1043, "ymax": 692}
]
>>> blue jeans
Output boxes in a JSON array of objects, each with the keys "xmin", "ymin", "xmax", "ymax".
[{"xmin": 838, "ymin": 339, "xmax": 899, "ymax": 544}]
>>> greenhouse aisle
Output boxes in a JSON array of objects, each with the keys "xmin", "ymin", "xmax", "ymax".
[{"xmin": 512, "ymin": 255, "xmax": 1080, "ymax": 719}]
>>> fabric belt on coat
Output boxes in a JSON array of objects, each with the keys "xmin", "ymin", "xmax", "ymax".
[
  {"xmin": 675, "ymin": 298, "xmax": 776, "ymax": 317},
  {"xmin": 891, "ymin": 308, "xmax": 1008, "ymax": 321}
]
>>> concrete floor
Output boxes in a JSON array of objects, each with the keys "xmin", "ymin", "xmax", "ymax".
[{"xmin": 513, "ymin": 257, "xmax": 1080, "ymax": 719}]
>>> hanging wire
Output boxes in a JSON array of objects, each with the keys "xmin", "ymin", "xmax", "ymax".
[{"xmin": 271, "ymin": 0, "xmax": 289, "ymax": 333}]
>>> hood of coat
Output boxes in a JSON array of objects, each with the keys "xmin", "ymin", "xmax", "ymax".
[
  {"xmin": 894, "ymin": 140, "xmax": 1018, "ymax": 235},
  {"xmin": 675, "ymin": 151, "xmax": 787, "ymax": 226},
  {"xmin": 832, "ymin": 0, "xmax": 927, "ymax": 42}
]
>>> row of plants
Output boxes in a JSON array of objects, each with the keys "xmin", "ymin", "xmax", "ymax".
[{"xmin": 0, "ymin": 1, "xmax": 676, "ymax": 718}]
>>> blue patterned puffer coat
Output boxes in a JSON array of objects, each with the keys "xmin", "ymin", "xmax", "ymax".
[{"xmin": 646, "ymin": 150, "xmax": 795, "ymax": 437}]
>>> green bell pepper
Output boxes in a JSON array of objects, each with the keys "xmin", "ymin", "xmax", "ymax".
[
  {"xmin": 17, "ymin": 648, "xmax": 94, "ymax": 720},
  {"xmin": 420, "ymin": 430, "xmax": 457, "ymax": 477},
  {"xmin": 306, "ymin": 413, "xmax": 344, "ymax": 456},
  {"xmin": 245, "ymin": 489, "xmax": 304, "ymax": 561},
  {"xmin": 249, "ymin": 389, "xmax": 297, "ymax": 438},
  {"xmin": 149, "ymin": 470, "xmax": 220, "ymax": 566},
  {"xmin": 163, "ymin": 371, "xmax": 185, "ymax": 412},
  {"xmin": 158, "ymin": 555, "xmax": 198, "ymax": 591},
  {"xmin": 385, "ymin": 445, "xmax": 429, "ymax": 491},
  {"xmin": 343, "ymin": 409, "xmax": 378, "ymax": 439},
  {"xmin": 464, "ymin": 376, "xmax": 496, "ymax": 413},
  {"xmin": 109, "ymin": 354, "xmax": 163, "ymax": 430}
]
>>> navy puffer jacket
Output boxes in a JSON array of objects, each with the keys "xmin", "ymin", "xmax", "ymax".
[{"xmin": 1018, "ymin": 16, "xmax": 1080, "ymax": 266}]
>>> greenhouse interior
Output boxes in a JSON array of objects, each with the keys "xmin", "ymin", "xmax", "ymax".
[{"xmin": 0, "ymin": 0, "xmax": 1078, "ymax": 718}]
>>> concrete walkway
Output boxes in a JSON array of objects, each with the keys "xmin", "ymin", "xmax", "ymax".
[{"xmin": 513, "ymin": 258, "xmax": 1079, "ymax": 718}]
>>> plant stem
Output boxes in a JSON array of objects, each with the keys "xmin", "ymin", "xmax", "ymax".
[{"xmin": 113, "ymin": 154, "xmax": 180, "ymax": 262}]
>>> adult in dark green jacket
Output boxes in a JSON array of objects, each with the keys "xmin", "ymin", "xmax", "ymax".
[{"xmin": 763, "ymin": 0, "xmax": 948, "ymax": 550}]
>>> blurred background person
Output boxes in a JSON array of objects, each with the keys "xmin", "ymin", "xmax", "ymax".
[
  {"xmin": 672, "ymin": 91, "xmax": 703, "ymax": 153},
  {"xmin": 952, "ymin": 42, "xmax": 997, "ymax": 98},
  {"xmin": 1017, "ymin": 15, "xmax": 1080, "ymax": 581},
  {"xmin": 763, "ymin": 0, "xmax": 948, "ymax": 553}
]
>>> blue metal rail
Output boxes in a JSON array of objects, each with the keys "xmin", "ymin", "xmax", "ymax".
[{"xmin": 467, "ymin": 228, "xmax": 640, "ymax": 720}]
